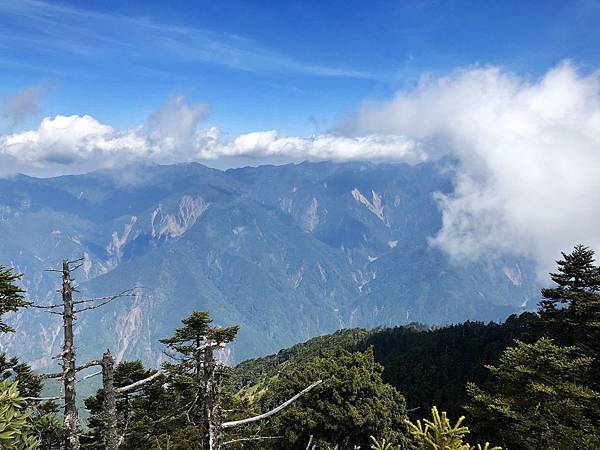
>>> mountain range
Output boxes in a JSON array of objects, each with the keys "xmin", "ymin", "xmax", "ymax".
[{"xmin": 0, "ymin": 160, "xmax": 539, "ymax": 369}]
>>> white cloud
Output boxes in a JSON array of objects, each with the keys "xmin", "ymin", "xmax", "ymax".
[
  {"xmin": 217, "ymin": 131, "xmax": 426, "ymax": 163},
  {"xmin": 147, "ymin": 95, "xmax": 211, "ymax": 151},
  {"xmin": 0, "ymin": 115, "xmax": 146, "ymax": 166},
  {"xmin": 353, "ymin": 61, "xmax": 600, "ymax": 272},
  {"xmin": 1, "ymin": 84, "xmax": 46, "ymax": 126},
  {"xmin": 0, "ymin": 94, "xmax": 426, "ymax": 176}
]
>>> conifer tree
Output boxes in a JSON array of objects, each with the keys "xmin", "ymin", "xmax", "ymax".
[
  {"xmin": 539, "ymin": 244, "xmax": 600, "ymax": 349},
  {"xmin": 0, "ymin": 263, "xmax": 62, "ymax": 448},
  {"xmin": 160, "ymin": 311, "xmax": 239, "ymax": 448},
  {"xmin": 0, "ymin": 264, "xmax": 29, "ymax": 333},
  {"xmin": 83, "ymin": 360, "xmax": 166, "ymax": 449},
  {"xmin": 257, "ymin": 347, "xmax": 407, "ymax": 449},
  {"xmin": 466, "ymin": 338, "xmax": 600, "ymax": 449}
]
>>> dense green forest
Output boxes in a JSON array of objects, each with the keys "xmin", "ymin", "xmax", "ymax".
[{"xmin": 0, "ymin": 245, "xmax": 599, "ymax": 449}]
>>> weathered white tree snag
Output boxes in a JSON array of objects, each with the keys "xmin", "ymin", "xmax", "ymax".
[
  {"xmin": 31, "ymin": 259, "xmax": 141, "ymax": 450},
  {"xmin": 101, "ymin": 351, "xmax": 119, "ymax": 450},
  {"xmin": 61, "ymin": 259, "xmax": 80, "ymax": 450},
  {"xmin": 201, "ymin": 339, "xmax": 223, "ymax": 450},
  {"xmin": 185, "ymin": 333, "xmax": 322, "ymax": 450}
]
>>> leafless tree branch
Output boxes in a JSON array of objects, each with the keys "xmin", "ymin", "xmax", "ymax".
[
  {"xmin": 31, "ymin": 303, "xmax": 63, "ymax": 309},
  {"xmin": 222, "ymin": 436, "xmax": 284, "ymax": 446},
  {"xmin": 75, "ymin": 289, "xmax": 140, "ymax": 313},
  {"xmin": 77, "ymin": 370, "xmax": 102, "ymax": 383},
  {"xmin": 24, "ymin": 395, "xmax": 61, "ymax": 401},
  {"xmin": 222, "ymin": 380, "xmax": 322, "ymax": 429},
  {"xmin": 115, "ymin": 371, "xmax": 161, "ymax": 394},
  {"xmin": 40, "ymin": 359, "xmax": 101, "ymax": 379},
  {"xmin": 72, "ymin": 289, "xmax": 138, "ymax": 305}
]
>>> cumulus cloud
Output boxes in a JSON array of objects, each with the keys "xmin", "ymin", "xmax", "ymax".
[
  {"xmin": 0, "ymin": 94, "xmax": 425, "ymax": 176},
  {"xmin": 0, "ymin": 96, "xmax": 220, "ymax": 176},
  {"xmin": 147, "ymin": 95, "xmax": 211, "ymax": 152},
  {"xmin": 353, "ymin": 61, "xmax": 600, "ymax": 272},
  {"xmin": 1, "ymin": 84, "xmax": 46, "ymax": 127},
  {"xmin": 0, "ymin": 115, "xmax": 146, "ymax": 167},
  {"xmin": 218, "ymin": 131, "xmax": 426, "ymax": 163}
]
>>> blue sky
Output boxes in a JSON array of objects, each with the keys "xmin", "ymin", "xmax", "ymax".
[
  {"xmin": 1, "ymin": 0, "xmax": 600, "ymax": 269},
  {"xmin": 1, "ymin": 0, "xmax": 599, "ymax": 136}
]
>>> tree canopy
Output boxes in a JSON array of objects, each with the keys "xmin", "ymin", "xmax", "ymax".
[{"xmin": 0, "ymin": 264, "xmax": 29, "ymax": 334}]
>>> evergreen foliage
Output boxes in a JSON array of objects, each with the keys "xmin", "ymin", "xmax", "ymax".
[
  {"xmin": 229, "ymin": 328, "xmax": 369, "ymax": 391},
  {"xmin": 8, "ymin": 246, "xmax": 600, "ymax": 449},
  {"xmin": 466, "ymin": 338, "xmax": 600, "ymax": 449},
  {"xmin": 540, "ymin": 244, "xmax": 600, "ymax": 350},
  {"xmin": 367, "ymin": 313, "xmax": 543, "ymax": 419},
  {"xmin": 82, "ymin": 360, "xmax": 166, "ymax": 449},
  {"xmin": 0, "ymin": 354, "xmax": 42, "ymax": 399},
  {"xmin": 0, "ymin": 262, "xmax": 61, "ymax": 449},
  {"xmin": 0, "ymin": 264, "xmax": 29, "ymax": 334},
  {"xmin": 159, "ymin": 311, "xmax": 239, "ymax": 429},
  {"xmin": 252, "ymin": 348, "xmax": 408, "ymax": 449},
  {"xmin": 405, "ymin": 406, "xmax": 500, "ymax": 450}
]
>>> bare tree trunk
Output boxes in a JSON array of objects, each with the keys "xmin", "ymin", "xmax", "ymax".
[
  {"xmin": 102, "ymin": 351, "xmax": 118, "ymax": 450},
  {"xmin": 62, "ymin": 260, "xmax": 80, "ymax": 450},
  {"xmin": 202, "ymin": 343, "xmax": 221, "ymax": 450}
]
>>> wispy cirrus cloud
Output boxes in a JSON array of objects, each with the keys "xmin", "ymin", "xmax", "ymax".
[{"xmin": 0, "ymin": 0, "xmax": 386, "ymax": 80}]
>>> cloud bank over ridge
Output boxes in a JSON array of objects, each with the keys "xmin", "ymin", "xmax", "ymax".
[
  {"xmin": 2, "ymin": 62, "xmax": 599, "ymax": 272},
  {"xmin": 0, "ymin": 95, "xmax": 425, "ymax": 176},
  {"xmin": 353, "ymin": 61, "xmax": 600, "ymax": 273}
]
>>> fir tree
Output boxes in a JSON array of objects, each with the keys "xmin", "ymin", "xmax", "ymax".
[
  {"xmin": 539, "ymin": 244, "xmax": 600, "ymax": 349},
  {"xmin": 400, "ymin": 406, "xmax": 500, "ymax": 450},
  {"xmin": 83, "ymin": 360, "xmax": 166, "ymax": 450},
  {"xmin": 159, "ymin": 311, "xmax": 239, "ymax": 448},
  {"xmin": 0, "ymin": 264, "xmax": 30, "ymax": 333},
  {"xmin": 0, "ymin": 263, "xmax": 61, "ymax": 448},
  {"xmin": 255, "ymin": 347, "xmax": 408, "ymax": 449},
  {"xmin": 466, "ymin": 338, "xmax": 600, "ymax": 449}
]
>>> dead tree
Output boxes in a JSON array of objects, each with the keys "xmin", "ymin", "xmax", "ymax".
[
  {"xmin": 197, "ymin": 337, "xmax": 323, "ymax": 450},
  {"xmin": 97, "ymin": 341, "xmax": 320, "ymax": 450},
  {"xmin": 31, "ymin": 258, "xmax": 139, "ymax": 450},
  {"xmin": 96, "ymin": 349, "xmax": 162, "ymax": 449},
  {"xmin": 200, "ymin": 339, "xmax": 223, "ymax": 450},
  {"xmin": 101, "ymin": 351, "xmax": 118, "ymax": 450},
  {"xmin": 61, "ymin": 259, "xmax": 79, "ymax": 449}
]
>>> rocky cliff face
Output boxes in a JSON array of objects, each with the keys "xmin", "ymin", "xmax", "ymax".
[{"xmin": 0, "ymin": 161, "xmax": 539, "ymax": 369}]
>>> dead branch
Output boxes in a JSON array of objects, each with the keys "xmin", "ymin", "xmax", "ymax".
[
  {"xmin": 77, "ymin": 370, "xmax": 102, "ymax": 383},
  {"xmin": 72, "ymin": 289, "xmax": 136, "ymax": 306},
  {"xmin": 23, "ymin": 396, "xmax": 61, "ymax": 401},
  {"xmin": 31, "ymin": 303, "xmax": 63, "ymax": 309},
  {"xmin": 115, "ymin": 371, "xmax": 161, "ymax": 394},
  {"xmin": 69, "ymin": 263, "xmax": 84, "ymax": 272},
  {"xmin": 306, "ymin": 435, "xmax": 314, "ymax": 450},
  {"xmin": 66, "ymin": 258, "xmax": 85, "ymax": 265},
  {"xmin": 40, "ymin": 359, "xmax": 101, "ymax": 379},
  {"xmin": 196, "ymin": 340, "xmax": 225, "ymax": 352},
  {"xmin": 222, "ymin": 436, "xmax": 284, "ymax": 446},
  {"xmin": 222, "ymin": 380, "xmax": 322, "ymax": 429},
  {"xmin": 75, "ymin": 290, "xmax": 139, "ymax": 313}
]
